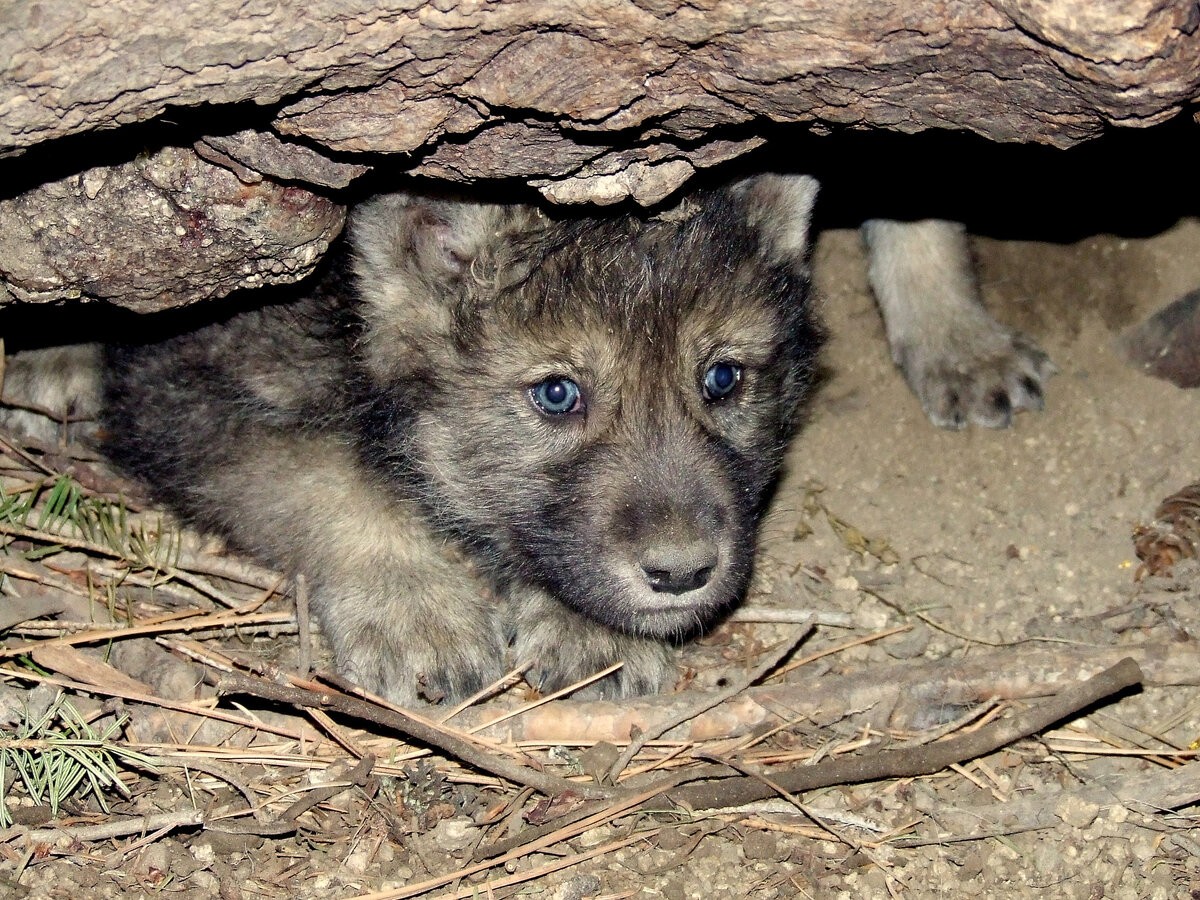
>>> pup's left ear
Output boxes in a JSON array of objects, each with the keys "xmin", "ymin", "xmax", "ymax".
[{"xmin": 730, "ymin": 173, "xmax": 820, "ymax": 267}]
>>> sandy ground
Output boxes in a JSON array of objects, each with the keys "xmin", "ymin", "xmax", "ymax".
[
  {"xmin": 520, "ymin": 217, "xmax": 1200, "ymax": 900},
  {"xmin": 3, "ymin": 192, "xmax": 1199, "ymax": 898},
  {"xmin": 734, "ymin": 218, "xmax": 1200, "ymax": 898},
  {"xmin": 791, "ymin": 217, "xmax": 1200, "ymax": 650}
]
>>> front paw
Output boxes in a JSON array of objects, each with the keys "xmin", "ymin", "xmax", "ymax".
[
  {"xmin": 898, "ymin": 324, "xmax": 1056, "ymax": 430},
  {"xmin": 341, "ymin": 627, "xmax": 507, "ymax": 706},
  {"xmin": 316, "ymin": 583, "xmax": 506, "ymax": 706},
  {"xmin": 513, "ymin": 600, "xmax": 675, "ymax": 699}
]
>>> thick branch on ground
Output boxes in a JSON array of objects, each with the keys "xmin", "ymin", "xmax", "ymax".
[
  {"xmin": 661, "ymin": 657, "xmax": 1143, "ymax": 810},
  {"xmin": 476, "ymin": 658, "xmax": 1145, "ymax": 855},
  {"xmin": 453, "ymin": 643, "xmax": 1200, "ymax": 744}
]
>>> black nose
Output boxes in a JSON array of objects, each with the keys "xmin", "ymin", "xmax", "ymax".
[{"xmin": 640, "ymin": 542, "xmax": 718, "ymax": 594}]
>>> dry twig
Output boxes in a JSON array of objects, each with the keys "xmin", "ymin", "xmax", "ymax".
[
  {"xmin": 208, "ymin": 669, "xmax": 611, "ymax": 800},
  {"xmin": 662, "ymin": 657, "xmax": 1143, "ymax": 810},
  {"xmin": 604, "ymin": 618, "xmax": 814, "ymax": 784},
  {"xmin": 0, "ymin": 810, "xmax": 208, "ymax": 846}
]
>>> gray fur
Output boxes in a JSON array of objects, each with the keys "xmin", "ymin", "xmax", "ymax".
[
  {"xmin": 0, "ymin": 344, "xmax": 101, "ymax": 445},
  {"xmin": 3, "ymin": 185, "xmax": 1054, "ymax": 707},
  {"xmin": 100, "ymin": 175, "xmax": 824, "ymax": 704},
  {"xmin": 863, "ymin": 218, "xmax": 1056, "ymax": 429}
]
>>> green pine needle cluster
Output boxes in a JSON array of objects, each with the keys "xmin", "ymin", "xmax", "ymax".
[
  {"xmin": 0, "ymin": 691, "xmax": 155, "ymax": 829},
  {"xmin": 0, "ymin": 474, "xmax": 179, "ymax": 572}
]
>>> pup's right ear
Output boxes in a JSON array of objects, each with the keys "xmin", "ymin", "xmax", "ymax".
[
  {"xmin": 353, "ymin": 192, "xmax": 510, "ymax": 289},
  {"xmin": 350, "ymin": 191, "xmax": 535, "ymax": 380}
]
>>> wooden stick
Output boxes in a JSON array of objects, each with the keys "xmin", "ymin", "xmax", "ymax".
[
  {"xmin": 450, "ymin": 642, "xmax": 1197, "ymax": 745},
  {"xmin": 663, "ymin": 657, "xmax": 1144, "ymax": 810},
  {"xmin": 208, "ymin": 669, "xmax": 611, "ymax": 800},
  {"xmin": 604, "ymin": 618, "xmax": 814, "ymax": 784}
]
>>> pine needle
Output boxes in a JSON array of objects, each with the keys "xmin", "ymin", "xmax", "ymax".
[{"xmin": 0, "ymin": 690, "xmax": 157, "ymax": 828}]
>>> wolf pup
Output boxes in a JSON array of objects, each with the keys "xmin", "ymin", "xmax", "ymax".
[{"xmin": 100, "ymin": 175, "xmax": 823, "ymax": 704}]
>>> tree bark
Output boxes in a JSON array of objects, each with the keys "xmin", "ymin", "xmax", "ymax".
[{"xmin": 1, "ymin": 0, "xmax": 1197, "ymax": 307}]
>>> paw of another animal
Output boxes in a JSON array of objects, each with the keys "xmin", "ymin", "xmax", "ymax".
[
  {"xmin": 513, "ymin": 601, "xmax": 675, "ymax": 700},
  {"xmin": 898, "ymin": 324, "xmax": 1056, "ymax": 430}
]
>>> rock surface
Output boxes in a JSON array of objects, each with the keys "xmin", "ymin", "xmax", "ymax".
[
  {"xmin": 1, "ymin": 0, "xmax": 1198, "ymax": 308},
  {"xmin": 0, "ymin": 146, "xmax": 344, "ymax": 311}
]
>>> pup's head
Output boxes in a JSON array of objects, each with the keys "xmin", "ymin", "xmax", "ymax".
[{"xmin": 351, "ymin": 176, "xmax": 822, "ymax": 638}]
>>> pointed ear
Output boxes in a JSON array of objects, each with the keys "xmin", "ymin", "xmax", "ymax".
[
  {"xmin": 730, "ymin": 173, "xmax": 820, "ymax": 267},
  {"xmin": 349, "ymin": 191, "xmax": 534, "ymax": 380},
  {"xmin": 352, "ymin": 191, "xmax": 511, "ymax": 292}
]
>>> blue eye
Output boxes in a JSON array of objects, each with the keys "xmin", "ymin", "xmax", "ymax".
[
  {"xmin": 530, "ymin": 376, "xmax": 582, "ymax": 416},
  {"xmin": 702, "ymin": 362, "xmax": 742, "ymax": 401}
]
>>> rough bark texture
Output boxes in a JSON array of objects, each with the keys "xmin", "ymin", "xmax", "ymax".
[
  {"xmin": 0, "ymin": 146, "xmax": 344, "ymax": 311},
  {"xmin": 1, "ymin": 0, "xmax": 1198, "ymax": 309}
]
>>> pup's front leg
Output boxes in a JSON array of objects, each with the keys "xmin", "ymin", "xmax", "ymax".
[
  {"xmin": 509, "ymin": 589, "xmax": 675, "ymax": 700},
  {"xmin": 199, "ymin": 435, "xmax": 507, "ymax": 705},
  {"xmin": 864, "ymin": 218, "xmax": 1055, "ymax": 429},
  {"xmin": 310, "ymin": 545, "xmax": 507, "ymax": 706}
]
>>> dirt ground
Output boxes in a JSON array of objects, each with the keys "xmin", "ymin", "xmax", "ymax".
[
  {"xmin": 750, "ymin": 218, "xmax": 1200, "ymax": 898},
  {"xmin": 2, "ymin": 171, "xmax": 1200, "ymax": 898}
]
